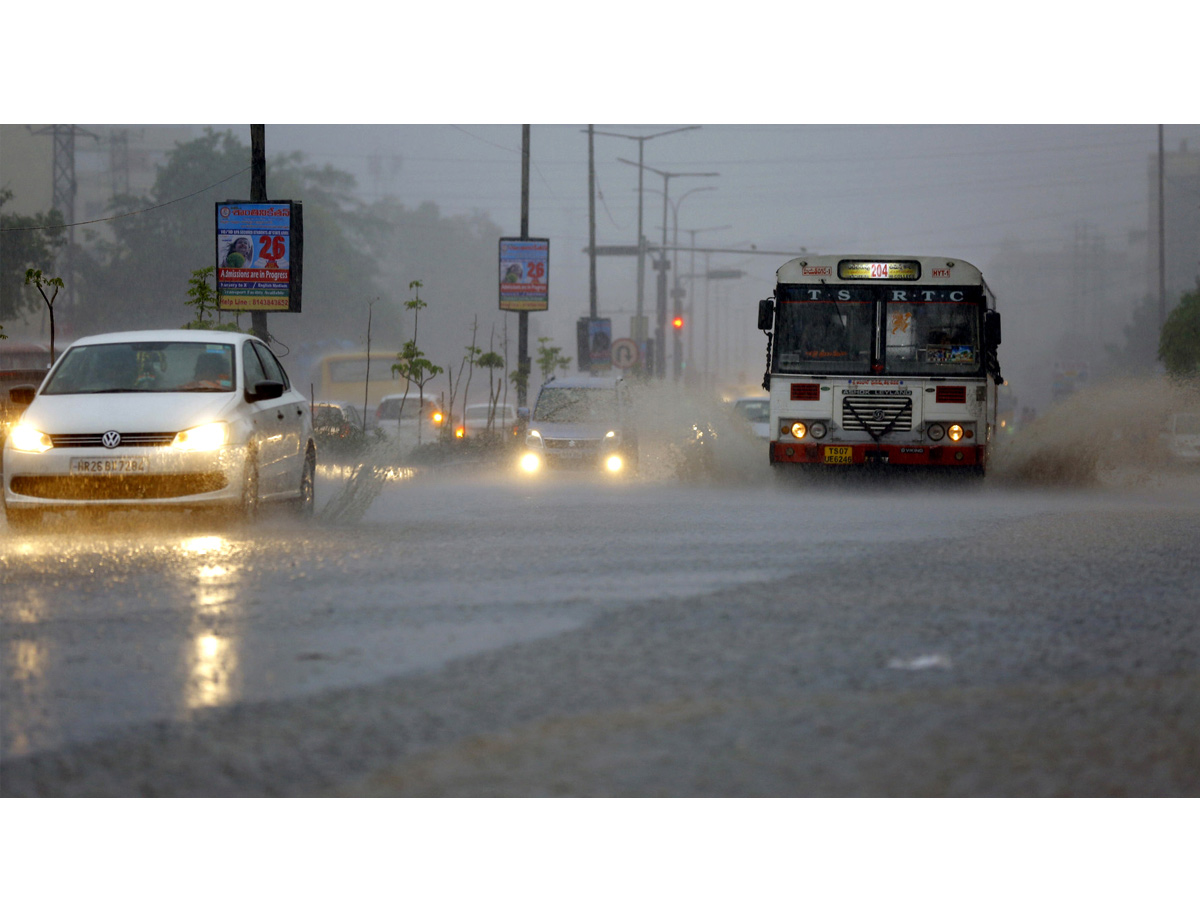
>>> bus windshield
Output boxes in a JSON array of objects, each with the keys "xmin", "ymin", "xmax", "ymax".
[{"xmin": 773, "ymin": 284, "xmax": 983, "ymax": 377}]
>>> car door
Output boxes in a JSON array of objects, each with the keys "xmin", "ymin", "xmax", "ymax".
[
  {"xmin": 241, "ymin": 341, "xmax": 290, "ymax": 496},
  {"xmin": 251, "ymin": 341, "xmax": 307, "ymax": 496}
]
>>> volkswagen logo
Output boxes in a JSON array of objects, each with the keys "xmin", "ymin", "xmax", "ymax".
[{"xmin": 102, "ymin": 431, "xmax": 122, "ymax": 449}]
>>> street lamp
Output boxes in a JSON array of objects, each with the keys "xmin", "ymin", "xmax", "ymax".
[
  {"xmin": 642, "ymin": 185, "xmax": 717, "ymax": 380},
  {"xmin": 618, "ymin": 159, "xmax": 718, "ymax": 377},
  {"xmin": 589, "ymin": 126, "xmax": 700, "ymax": 348}
]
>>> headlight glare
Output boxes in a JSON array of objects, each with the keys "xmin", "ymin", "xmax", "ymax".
[
  {"xmin": 948, "ymin": 423, "xmax": 964, "ymax": 442},
  {"xmin": 9, "ymin": 424, "xmax": 53, "ymax": 453},
  {"xmin": 519, "ymin": 452, "xmax": 541, "ymax": 473},
  {"xmin": 172, "ymin": 421, "xmax": 228, "ymax": 452},
  {"xmin": 605, "ymin": 454, "xmax": 623, "ymax": 473},
  {"xmin": 791, "ymin": 421, "xmax": 807, "ymax": 440}
]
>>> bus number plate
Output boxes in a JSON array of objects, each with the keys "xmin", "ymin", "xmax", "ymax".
[{"xmin": 823, "ymin": 446, "xmax": 853, "ymax": 465}]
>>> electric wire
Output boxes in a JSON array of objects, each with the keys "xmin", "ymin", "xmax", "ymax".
[{"xmin": 0, "ymin": 165, "xmax": 253, "ymax": 233}]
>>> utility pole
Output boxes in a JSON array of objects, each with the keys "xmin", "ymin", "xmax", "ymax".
[
  {"xmin": 518, "ymin": 125, "xmax": 531, "ymax": 410},
  {"xmin": 588, "ymin": 125, "xmax": 597, "ymax": 320},
  {"xmin": 250, "ymin": 124, "xmax": 269, "ymax": 342},
  {"xmin": 1158, "ymin": 124, "xmax": 1167, "ymax": 330}
]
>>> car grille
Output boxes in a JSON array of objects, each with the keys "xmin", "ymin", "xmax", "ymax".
[
  {"xmin": 841, "ymin": 396, "xmax": 913, "ymax": 432},
  {"xmin": 544, "ymin": 439, "xmax": 600, "ymax": 451},
  {"xmin": 49, "ymin": 432, "xmax": 177, "ymax": 448},
  {"xmin": 9, "ymin": 473, "xmax": 227, "ymax": 500}
]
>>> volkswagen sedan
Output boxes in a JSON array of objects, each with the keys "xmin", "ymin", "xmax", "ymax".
[{"xmin": 2, "ymin": 330, "xmax": 315, "ymax": 529}]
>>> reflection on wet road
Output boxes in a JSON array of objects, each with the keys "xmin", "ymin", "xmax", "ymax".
[{"xmin": 3, "ymin": 466, "xmax": 1199, "ymax": 767}]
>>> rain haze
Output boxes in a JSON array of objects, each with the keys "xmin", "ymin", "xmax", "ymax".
[{"xmin": 2, "ymin": 7, "xmax": 1198, "ymax": 897}]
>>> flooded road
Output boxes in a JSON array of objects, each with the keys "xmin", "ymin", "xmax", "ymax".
[{"xmin": 2, "ymin": 463, "xmax": 1199, "ymax": 795}]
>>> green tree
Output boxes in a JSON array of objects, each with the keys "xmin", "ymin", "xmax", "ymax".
[
  {"xmin": 80, "ymin": 129, "xmax": 379, "ymax": 339},
  {"xmin": 183, "ymin": 266, "xmax": 243, "ymax": 331},
  {"xmin": 0, "ymin": 188, "xmax": 67, "ymax": 320},
  {"xmin": 23, "ymin": 268, "xmax": 64, "ymax": 363},
  {"xmin": 535, "ymin": 335, "xmax": 572, "ymax": 381},
  {"xmin": 1159, "ymin": 281, "xmax": 1200, "ymax": 379},
  {"xmin": 391, "ymin": 280, "xmax": 443, "ymax": 444}
]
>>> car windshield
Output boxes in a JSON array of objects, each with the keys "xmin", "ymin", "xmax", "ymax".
[
  {"xmin": 534, "ymin": 387, "xmax": 616, "ymax": 424},
  {"xmin": 735, "ymin": 400, "xmax": 769, "ymax": 423},
  {"xmin": 41, "ymin": 342, "xmax": 236, "ymax": 394},
  {"xmin": 378, "ymin": 399, "xmax": 438, "ymax": 420}
]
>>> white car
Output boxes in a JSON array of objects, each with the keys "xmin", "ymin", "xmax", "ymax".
[
  {"xmin": 2, "ymin": 330, "xmax": 316, "ymax": 529},
  {"xmin": 1160, "ymin": 412, "xmax": 1200, "ymax": 464},
  {"xmin": 374, "ymin": 393, "xmax": 447, "ymax": 446},
  {"xmin": 462, "ymin": 402, "xmax": 518, "ymax": 438},
  {"xmin": 732, "ymin": 396, "xmax": 771, "ymax": 439}
]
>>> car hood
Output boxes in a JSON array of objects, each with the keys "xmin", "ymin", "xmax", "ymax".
[
  {"xmin": 531, "ymin": 421, "xmax": 616, "ymax": 441},
  {"xmin": 20, "ymin": 392, "xmax": 243, "ymax": 434}
]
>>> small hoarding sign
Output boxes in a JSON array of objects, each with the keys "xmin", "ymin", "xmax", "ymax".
[
  {"xmin": 499, "ymin": 238, "xmax": 549, "ymax": 312},
  {"xmin": 215, "ymin": 201, "xmax": 303, "ymax": 312}
]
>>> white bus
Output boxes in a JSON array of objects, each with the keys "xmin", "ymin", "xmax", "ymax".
[{"xmin": 758, "ymin": 255, "xmax": 1002, "ymax": 474}]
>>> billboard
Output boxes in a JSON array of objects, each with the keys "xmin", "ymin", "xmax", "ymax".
[
  {"xmin": 499, "ymin": 238, "xmax": 549, "ymax": 311},
  {"xmin": 215, "ymin": 201, "xmax": 303, "ymax": 312}
]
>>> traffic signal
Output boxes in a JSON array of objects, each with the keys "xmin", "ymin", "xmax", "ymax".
[{"xmin": 672, "ymin": 315, "xmax": 684, "ymax": 331}]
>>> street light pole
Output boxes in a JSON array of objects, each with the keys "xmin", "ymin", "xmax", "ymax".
[
  {"xmin": 643, "ymin": 186, "xmax": 717, "ymax": 381},
  {"xmin": 590, "ymin": 126, "xmax": 699, "ymax": 367},
  {"xmin": 620, "ymin": 160, "xmax": 717, "ymax": 377}
]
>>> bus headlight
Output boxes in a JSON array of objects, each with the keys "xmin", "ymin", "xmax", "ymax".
[
  {"xmin": 8, "ymin": 424, "xmax": 53, "ymax": 453},
  {"xmin": 948, "ymin": 423, "xmax": 964, "ymax": 442},
  {"xmin": 791, "ymin": 421, "xmax": 807, "ymax": 440},
  {"xmin": 926, "ymin": 423, "xmax": 946, "ymax": 441},
  {"xmin": 809, "ymin": 421, "xmax": 827, "ymax": 440}
]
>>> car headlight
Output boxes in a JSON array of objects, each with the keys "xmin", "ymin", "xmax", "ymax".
[
  {"xmin": 172, "ymin": 421, "xmax": 229, "ymax": 452},
  {"xmin": 525, "ymin": 429, "xmax": 544, "ymax": 449},
  {"xmin": 8, "ymin": 424, "xmax": 53, "ymax": 453},
  {"xmin": 926, "ymin": 423, "xmax": 946, "ymax": 441},
  {"xmin": 605, "ymin": 454, "xmax": 623, "ymax": 473},
  {"xmin": 602, "ymin": 430, "xmax": 619, "ymax": 445},
  {"xmin": 519, "ymin": 451, "xmax": 541, "ymax": 473}
]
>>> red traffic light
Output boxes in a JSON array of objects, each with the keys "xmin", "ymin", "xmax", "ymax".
[{"xmin": 671, "ymin": 315, "xmax": 685, "ymax": 330}]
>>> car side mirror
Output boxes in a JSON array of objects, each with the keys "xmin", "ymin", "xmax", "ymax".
[
  {"xmin": 758, "ymin": 299, "xmax": 775, "ymax": 331},
  {"xmin": 245, "ymin": 380, "xmax": 285, "ymax": 402},
  {"xmin": 8, "ymin": 385, "xmax": 37, "ymax": 406}
]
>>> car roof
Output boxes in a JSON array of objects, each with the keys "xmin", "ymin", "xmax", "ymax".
[{"xmin": 68, "ymin": 329, "xmax": 255, "ymax": 347}]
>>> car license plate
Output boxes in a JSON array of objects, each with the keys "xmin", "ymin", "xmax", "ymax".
[
  {"xmin": 823, "ymin": 446, "xmax": 853, "ymax": 465},
  {"xmin": 70, "ymin": 457, "xmax": 150, "ymax": 475}
]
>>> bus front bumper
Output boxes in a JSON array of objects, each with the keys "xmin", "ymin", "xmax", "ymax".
[{"xmin": 771, "ymin": 441, "xmax": 985, "ymax": 468}]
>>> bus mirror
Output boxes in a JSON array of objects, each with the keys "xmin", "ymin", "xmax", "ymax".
[
  {"xmin": 985, "ymin": 310, "xmax": 1001, "ymax": 348},
  {"xmin": 758, "ymin": 299, "xmax": 775, "ymax": 331}
]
